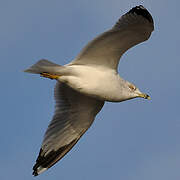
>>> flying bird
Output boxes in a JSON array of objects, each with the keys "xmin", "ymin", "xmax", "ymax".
[{"xmin": 24, "ymin": 5, "xmax": 154, "ymax": 176}]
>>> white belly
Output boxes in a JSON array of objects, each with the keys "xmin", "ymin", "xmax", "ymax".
[{"xmin": 58, "ymin": 65, "xmax": 124, "ymax": 101}]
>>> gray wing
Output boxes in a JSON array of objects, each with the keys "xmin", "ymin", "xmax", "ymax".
[
  {"xmin": 71, "ymin": 5, "xmax": 154, "ymax": 70},
  {"xmin": 33, "ymin": 82, "xmax": 104, "ymax": 176}
]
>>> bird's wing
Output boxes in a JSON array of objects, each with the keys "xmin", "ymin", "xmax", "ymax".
[
  {"xmin": 71, "ymin": 5, "xmax": 154, "ymax": 70},
  {"xmin": 33, "ymin": 82, "xmax": 104, "ymax": 176}
]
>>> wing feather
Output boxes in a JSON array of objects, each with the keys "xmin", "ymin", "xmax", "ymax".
[
  {"xmin": 71, "ymin": 5, "xmax": 154, "ymax": 70},
  {"xmin": 33, "ymin": 82, "xmax": 104, "ymax": 176}
]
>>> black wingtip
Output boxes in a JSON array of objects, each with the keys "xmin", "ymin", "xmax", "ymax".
[
  {"xmin": 32, "ymin": 165, "xmax": 39, "ymax": 176},
  {"xmin": 32, "ymin": 139, "xmax": 78, "ymax": 176},
  {"xmin": 128, "ymin": 5, "xmax": 153, "ymax": 23},
  {"xmin": 32, "ymin": 148, "xmax": 43, "ymax": 177},
  {"xmin": 32, "ymin": 171, "xmax": 38, "ymax": 177}
]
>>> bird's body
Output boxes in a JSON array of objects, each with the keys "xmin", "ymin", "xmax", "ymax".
[
  {"xmin": 24, "ymin": 5, "xmax": 154, "ymax": 176},
  {"xmin": 57, "ymin": 65, "xmax": 133, "ymax": 102}
]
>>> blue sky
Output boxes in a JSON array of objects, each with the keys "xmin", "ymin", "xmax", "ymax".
[{"xmin": 1, "ymin": 0, "xmax": 180, "ymax": 179}]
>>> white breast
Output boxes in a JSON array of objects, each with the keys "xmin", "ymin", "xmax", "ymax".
[{"xmin": 58, "ymin": 65, "xmax": 125, "ymax": 101}]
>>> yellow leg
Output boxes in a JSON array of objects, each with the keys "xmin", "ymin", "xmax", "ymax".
[{"xmin": 40, "ymin": 72, "xmax": 60, "ymax": 80}]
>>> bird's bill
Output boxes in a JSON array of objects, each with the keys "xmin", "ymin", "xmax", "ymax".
[{"xmin": 138, "ymin": 93, "xmax": 151, "ymax": 100}]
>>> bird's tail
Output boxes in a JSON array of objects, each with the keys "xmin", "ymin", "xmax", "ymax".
[{"xmin": 24, "ymin": 59, "xmax": 63, "ymax": 75}]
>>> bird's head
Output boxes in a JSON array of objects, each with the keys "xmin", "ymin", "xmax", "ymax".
[{"xmin": 122, "ymin": 81, "xmax": 150, "ymax": 101}]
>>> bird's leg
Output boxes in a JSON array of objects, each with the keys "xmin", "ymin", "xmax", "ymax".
[{"xmin": 40, "ymin": 72, "xmax": 60, "ymax": 80}]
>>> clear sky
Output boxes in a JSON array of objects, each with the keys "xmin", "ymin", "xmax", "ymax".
[{"xmin": 1, "ymin": 0, "xmax": 180, "ymax": 179}]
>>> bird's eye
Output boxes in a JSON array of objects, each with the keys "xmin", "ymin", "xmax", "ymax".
[{"xmin": 128, "ymin": 84, "xmax": 136, "ymax": 91}]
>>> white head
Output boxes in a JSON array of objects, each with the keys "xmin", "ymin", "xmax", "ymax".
[{"xmin": 119, "ymin": 80, "xmax": 150, "ymax": 102}]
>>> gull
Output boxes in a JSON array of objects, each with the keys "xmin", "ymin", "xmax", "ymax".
[{"xmin": 24, "ymin": 5, "xmax": 154, "ymax": 176}]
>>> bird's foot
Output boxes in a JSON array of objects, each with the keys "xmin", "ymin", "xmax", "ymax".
[{"xmin": 40, "ymin": 72, "xmax": 60, "ymax": 80}]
